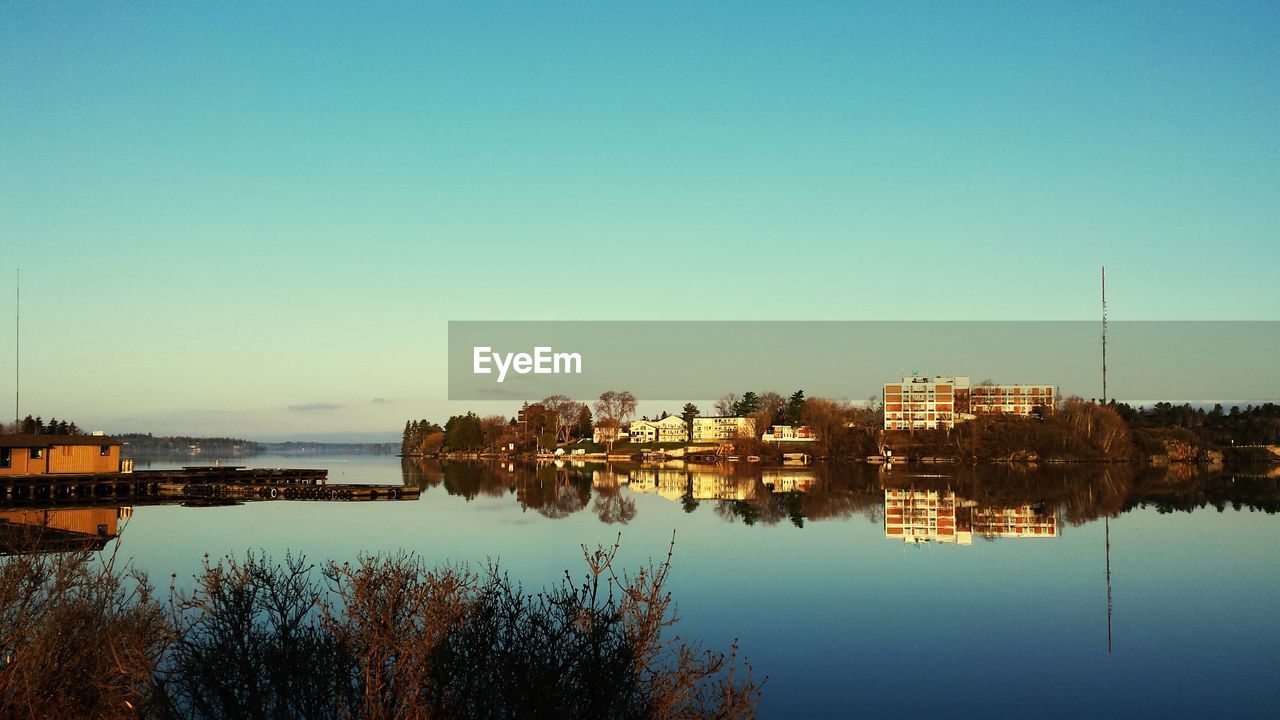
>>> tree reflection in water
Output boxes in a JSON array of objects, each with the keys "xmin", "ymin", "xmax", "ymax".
[{"xmin": 403, "ymin": 457, "xmax": 1280, "ymax": 535}]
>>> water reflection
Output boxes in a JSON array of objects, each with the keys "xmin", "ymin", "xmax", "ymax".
[
  {"xmin": 884, "ymin": 487, "xmax": 1056, "ymax": 545},
  {"xmin": 0, "ymin": 506, "xmax": 130, "ymax": 555},
  {"xmin": 403, "ymin": 457, "xmax": 1280, "ymax": 531}
]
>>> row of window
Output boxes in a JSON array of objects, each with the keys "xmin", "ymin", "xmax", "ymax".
[{"xmin": 0, "ymin": 445, "xmax": 113, "ymax": 468}]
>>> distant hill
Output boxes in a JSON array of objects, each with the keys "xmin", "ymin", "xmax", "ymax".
[
  {"xmin": 115, "ymin": 433, "xmax": 397, "ymax": 458},
  {"xmin": 257, "ymin": 441, "xmax": 400, "ymax": 456}
]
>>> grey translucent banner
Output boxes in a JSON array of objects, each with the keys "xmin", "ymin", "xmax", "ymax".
[{"xmin": 448, "ymin": 321, "xmax": 1280, "ymax": 404}]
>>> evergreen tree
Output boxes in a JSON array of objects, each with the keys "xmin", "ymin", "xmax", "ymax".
[
  {"xmin": 732, "ymin": 392, "xmax": 761, "ymax": 416},
  {"xmin": 444, "ymin": 413, "xmax": 485, "ymax": 451},
  {"xmin": 786, "ymin": 390, "xmax": 806, "ymax": 425},
  {"xmin": 573, "ymin": 405, "xmax": 592, "ymax": 439},
  {"xmin": 680, "ymin": 403, "xmax": 700, "ymax": 441}
]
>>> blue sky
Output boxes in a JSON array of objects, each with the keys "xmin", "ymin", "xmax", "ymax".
[{"xmin": 1, "ymin": 1, "xmax": 1277, "ymax": 437}]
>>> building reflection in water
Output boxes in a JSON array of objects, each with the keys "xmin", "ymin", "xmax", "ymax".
[
  {"xmin": 0, "ymin": 506, "xmax": 131, "ymax": 555},
  {"xmin": 407, "ymin": 457, "xmax": 1278, "ymax": 530},
  {"xmin": 612, "ymin": 466, "xmax": 819, "ymax": 502},
  {"xmin": 762, "ymin": 469, "xmax": 814, "ymax": 494},
  {"xmin": 883, "ymin": 487, "xmax": 1056, "ymax": 545}
]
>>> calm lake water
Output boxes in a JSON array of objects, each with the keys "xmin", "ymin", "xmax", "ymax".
[{"xmin": 30, "ymin": 455, "xmax": 1280, "ymax": 718}]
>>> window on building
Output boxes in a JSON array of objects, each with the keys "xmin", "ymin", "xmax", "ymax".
[
  {"xmin": 0, "ymin": 448, "xmax": 9, "ymax": 468},
  {"xmin": 100, "ymin": 445, "xmax": 111, "ymax": 456},
  {"xmin": 30, "ymin": 447, "xmax": 44, "ymax": 459}
]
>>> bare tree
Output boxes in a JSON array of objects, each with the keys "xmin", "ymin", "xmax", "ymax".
[
  {"xmin": 1059, "ymin": 396, "xmax": 1132, "ymax": 459},
  {"xmin": 713, "ymin": 393, "xmax": 738, "ymax": 417},
  {"xmin": 801, "ymin": 396, "xmax": 858, "ymax": 458},
  {"xmin": 480, "ymin": 415, "xmax": 512, "ymax": 450},
  {"xmin": 541, "ymin": 395, "xmax": 582, "ymax": 445},
  {"xmin": 593, "ymin": 391, "xmax": 638, "ymax": 453},
  {"xmin": 750, "ymin": 392, "xmax": 786, "ymax": 437}
]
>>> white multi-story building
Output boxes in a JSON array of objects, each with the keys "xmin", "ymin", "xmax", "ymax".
[
  {"xmin": 691, "ymin": 416, "xmax": 756, "ymax": 442},
  {"xmin": 627, "ymin": 416, "xmax": 688, "ymax": 444},
  {"xmin": 883, "ymin": 376, "xmax": 970, "ymax": 430}
]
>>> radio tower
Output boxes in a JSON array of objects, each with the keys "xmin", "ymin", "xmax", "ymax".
[
  {"xmin": 1101, "ymin": 266, "xmax": 1107, "ymax": 405},
  {"xmin": 1102, "ymin": 265, "xmax": 1114, "ymax": 654},
  {"xmin": 13, "ymin": 268, "xmax": 18, "ymax": 429}
]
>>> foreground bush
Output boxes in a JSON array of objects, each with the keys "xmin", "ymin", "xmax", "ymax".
[
  {"xmin": 0, "ymin": 550, "xmax": 164, "ymax": 718},
  {"xmin": 1, "ymin": 539, "xmax": 759, "ymax": 719}
]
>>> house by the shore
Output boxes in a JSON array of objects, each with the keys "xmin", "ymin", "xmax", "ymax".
[{"xmin": 0, "ymin": 434, "xmax": 123, "ymax": 475}]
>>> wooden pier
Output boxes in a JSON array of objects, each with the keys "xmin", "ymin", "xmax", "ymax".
[{"xmin": 0, "ymin": 466, "xmax": 418, "ymax": 504}]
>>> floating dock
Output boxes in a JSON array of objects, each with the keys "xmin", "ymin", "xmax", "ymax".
[{"xmin": 0, "ymin": 466, "xmax": 418, "ymax": 504}]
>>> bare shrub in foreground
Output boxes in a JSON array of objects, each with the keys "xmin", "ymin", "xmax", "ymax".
[
  {"xmin": 3, "ymin": 537, "xmax": 760, "ymax": 719},
  {"xmin": 0, "ymin": 548, "xmax": 165, "ymax": 720}
]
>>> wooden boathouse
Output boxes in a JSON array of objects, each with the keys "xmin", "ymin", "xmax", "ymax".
[
  {"xmin": 1, "ymin": 434, "xmax": 417, "ymax": 504},
  {"xmin": 0, "ymin": 434, "xmax": 123, "ymax": 475}
]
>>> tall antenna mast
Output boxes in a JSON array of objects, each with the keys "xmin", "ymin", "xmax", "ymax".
[
  {"xmin": 14, "ymin": 268, "xmax": 18, "ymax": 430},
  {"xmin": 1101, "ymin": 266, "xmax": 1107, "ymax": 405}
]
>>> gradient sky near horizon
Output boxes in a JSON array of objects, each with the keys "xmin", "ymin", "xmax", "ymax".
[{"xmin": 2, "ymin": 2, "xmax": 1277, "ymax": 438}]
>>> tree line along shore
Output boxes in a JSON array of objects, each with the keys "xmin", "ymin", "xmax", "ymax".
[{"xmin": 402, "ymin": 393, "xmax": 1280, "ymax": 466}]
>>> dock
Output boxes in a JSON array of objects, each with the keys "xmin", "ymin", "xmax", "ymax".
[{"xmin": 0, "ymin": 465, "xmax": 419, "ymax": 504}]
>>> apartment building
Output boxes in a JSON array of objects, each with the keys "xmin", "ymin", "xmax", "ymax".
[
  {"xmin": 882, "ymin": 376, "xmax": 970, "ymax": 431},
  {"xmin": 968, "ymin": 384, "xmax": 1056, "ymax": 417},
  {"xmin": 883, "ymin": 376, "xmax": 1056, "ymax": 429},
  {"xmin": 691, "ymin": 416, "xmax": 756, "ymax": 442}
]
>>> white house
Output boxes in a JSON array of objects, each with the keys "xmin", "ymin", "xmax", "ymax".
[
  {"xmin": 762, "ymin": 425, "xmax": 817, "ymax": 443},
  {"xmin": 628, "ymin": 416, "xmax": 688, "ymax": 443},
  {"xmin": 593, "ymin": 425, "xmax": 629, "ymax": 445}
]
